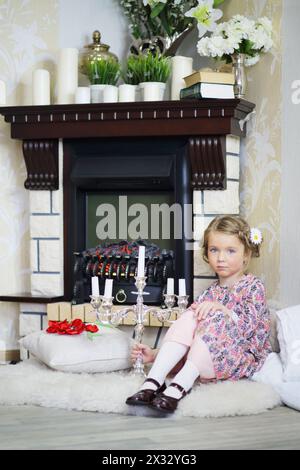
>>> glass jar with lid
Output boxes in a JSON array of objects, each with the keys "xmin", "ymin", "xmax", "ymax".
[{"xmin": 79, "ymin": 30, "xmax": 120, "ymax": 85}]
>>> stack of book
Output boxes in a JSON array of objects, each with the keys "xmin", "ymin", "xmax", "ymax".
[{"xmin": 180, "ymin": 70, "xmax": 235, "ymax": 100}]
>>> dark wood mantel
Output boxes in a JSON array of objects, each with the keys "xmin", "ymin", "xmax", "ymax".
[
  {"xmin": 0, "ymin": 99, "xmax": 254, "ymax": 139},
  {"xmin": 0, "ymin": 99, "xmax": 255, "ymax": 192}
]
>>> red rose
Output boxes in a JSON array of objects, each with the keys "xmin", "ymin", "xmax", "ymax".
[
  {"xmin": 85, "ymin": 324, "xmax": 99, "ymax": 333},
  {"xmin": 46, "ymin": 318, "xmax": 99, "ymax": 335}
]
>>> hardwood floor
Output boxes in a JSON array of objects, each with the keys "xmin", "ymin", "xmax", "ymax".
[{"xmin": 0, "ymin": 405, "xmax": 299, "ymax": 450}]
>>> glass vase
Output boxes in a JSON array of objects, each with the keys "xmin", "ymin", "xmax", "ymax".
[{"xmin": 231, "ymin": 53, "xmax": 247, "ymax": 99}]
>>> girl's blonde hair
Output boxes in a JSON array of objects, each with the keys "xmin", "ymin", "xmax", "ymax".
[{"xmin": 202, "ymin": 215, "xmax": 261, "ymax": 263}]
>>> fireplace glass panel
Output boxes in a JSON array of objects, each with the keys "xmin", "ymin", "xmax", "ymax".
[{"xmin": 86, "ymin": 191, "xmax": 175, "ymax": 251}]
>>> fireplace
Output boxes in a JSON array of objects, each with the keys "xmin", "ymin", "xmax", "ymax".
[
  {"xmin": 64, "ymin": 137, "xmax": 192, "ymax": 304},
  {"xmin": 0, "ymin": 99, "xmax": 255, "ymax": 307}
]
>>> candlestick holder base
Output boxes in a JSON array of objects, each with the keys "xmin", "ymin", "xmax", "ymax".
[{"xmin": 115, "ymin": 276, "xmax": 150, "ymax": 377}]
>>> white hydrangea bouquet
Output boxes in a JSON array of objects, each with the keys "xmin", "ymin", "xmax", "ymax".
[{"xmin": 197, "ymin": 14, "xmax": 273, "ymax": 66}]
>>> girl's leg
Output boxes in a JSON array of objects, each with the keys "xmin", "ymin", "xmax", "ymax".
[
  {"xmin": 162, "ymin": 337, "xmax": 215, "ymax": 399},
  {"xmin": 139, "ymin": 341, "xmax": 188, "ymax": 391},
  {"xmin": 139, "ymin": 309, "xmax": 198, "ymax": 392},
  {"xmin": 187, "ymin": 337, "xmax": 216, "ymax": 380}
]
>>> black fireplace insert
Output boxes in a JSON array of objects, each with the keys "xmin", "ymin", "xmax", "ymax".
[{"xmin": 63, "ymin": 136, "xmax": 193, "ymax": 305}]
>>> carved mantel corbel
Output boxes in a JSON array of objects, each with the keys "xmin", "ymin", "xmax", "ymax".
[
  {"xmin": 22, "ymin": 140, "xmax": 59, "ymax": 190},
  {"xmin": 189, "ymin": 136, "xmax": 226, "ymax": 190}
]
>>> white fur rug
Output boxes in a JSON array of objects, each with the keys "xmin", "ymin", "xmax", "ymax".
[{"xmin": 0, "ymin": 359, "xmax": 281, "ymax": 418}]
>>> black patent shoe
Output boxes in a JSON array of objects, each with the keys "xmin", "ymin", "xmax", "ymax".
[
  {"xmin": 126, "ymin": 378, "xmax": 166, "ymax": 407},
  {"xmin": 150, "ymin": 382, "xmax": 190, "ymax": 414}
]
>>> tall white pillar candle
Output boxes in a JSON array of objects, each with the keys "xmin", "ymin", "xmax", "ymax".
[
  {"xmin": 104, "ymin": 279, "xmax": 113, "ymax": 298},
  {"xmin": 0, "ymin": 80, "xmax": 6, "ymax": 105},
  {"xmin": 57, "ymin": 48, "xmax": 78, "ymax": 104},
  {"xmin": 171, "ymin": 56, "xmax": 193, "ymax": 100},
  {"xmin": 32, "ymin": 69, "xmax": 50, "ymax": 105},
  {"xmin": 92, "ymin": 277, "xmax": 100, "ymax": 296},
  {"xmin": 179, "ymin": 279, "xmax": 186, "ymax": 296},
  {"xmin": 167, "ymin": 278, "xmax": 174, "ymax": 295},
  {"xmin": 75, "ymin": 86, "xmax": 91, "ymax": 104},
  {"xmin": 137, "ymin": 246, "xmax": 145, "ymax": 278}
]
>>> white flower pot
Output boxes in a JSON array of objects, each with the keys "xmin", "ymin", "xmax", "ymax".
[
  {"xmin": 118, "ymin": 84, "xmax": 137, "ymax": 102},
  {"xmin": 103, "ymin": 85, "xmax": 118, "ymax": 103},
  {"xmin": 90, "ymin": 84, "xmax": 107, "ymax": 103},
  {"xmin": 75, "ymin": 87, "xmax": 91, "ymax": 104},
  {"xmin": 140, "ymin": 82, "xmax": 166, "ymax": 101},
  {"xmin": 171, "ymin": 56, "xmax": 193, "ymax": 100}
]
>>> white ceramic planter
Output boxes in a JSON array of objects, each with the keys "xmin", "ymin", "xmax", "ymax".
[
  {"xmin": 75, "ymin": 87, "xmax": 91, "ymax": 104},
  {"xmin": 90, "ymin": 84, "xmax": 107, "ymax": 103},
  {"xmin": 103, "ymin": 85, "xmax": 118, "ymax": 103},
  {"xmin": 140, "ymin": 82, "xmax": 166, "ymax": 101},
  {"xmin": 118, "ymin": 84, "xmax": 137, "ymax": 102}
]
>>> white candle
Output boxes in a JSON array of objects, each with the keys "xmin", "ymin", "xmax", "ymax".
[
  {"xmin": 104, "ymin": 279, "xmax": 113, "ymax": 298},
  {"xmin": 75, "ymin": 86, "xmax": 91, "ymax": 104},
  {"xmin": 171, "ymin": 56, "xmax": 193, "ymax": 100},
  {"xmin": 91, "ymin": 276, "xmax": 100, "ymax": 296},
  {"xmin": 0, "ymin": 80, "xmax": 6, "ymax": 105},
  {"xmin": 137, "ymin": 246, "xmax": 145, "ymax": 278},
  {"xmin": 179, "ymin": 279, "xmax": 186, "ymax": 296},
  {"xmin": 32, "ymin": 69, "xmax": 50, "ymax": 105},
  {"xmin": 57, "ymin": 48, "xmax": 78, "ymax": 104},
  {"xmin": 167, "ymin": 278, "xmax": 174, "ymax": 295}
]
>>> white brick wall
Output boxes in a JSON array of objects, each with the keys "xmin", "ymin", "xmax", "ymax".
[
  {"xmin": 203, "ymin": 181, "xmax": 240, "ymax": 215},
  {"xmin": 29, "ymin": 140, "xmax": 64, "ymax": 297}
]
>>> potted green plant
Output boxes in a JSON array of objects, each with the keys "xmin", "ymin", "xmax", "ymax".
[
  {"xmin": 87, "ymin": 58, "xmax": 121, "ymax": 103},
  {"xmin": 118, "ymin": 55, "xmax": 141, "ymax": 102},
  {"xmin": 124, "ymin": 52, "xmax": 171, "ymax": 101}
]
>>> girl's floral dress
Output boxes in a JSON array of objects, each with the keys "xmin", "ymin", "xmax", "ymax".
[{"xmin": 196, "ymin": 273, "xmax": 272, "ymax": 380}]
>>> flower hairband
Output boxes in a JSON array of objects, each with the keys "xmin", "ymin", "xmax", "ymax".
[{"xmin": 250, "ymin": 227, "xmax": 263, "ymax": 245}]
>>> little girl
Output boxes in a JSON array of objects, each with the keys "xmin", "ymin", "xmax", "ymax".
[{"xmin": 126, "ymin": 215, "xmax": 272, "ymax": 414}]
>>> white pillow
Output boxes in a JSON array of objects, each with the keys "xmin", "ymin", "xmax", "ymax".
[
  {"xmin": 276, "ymin": 305, "xmax": 300, "ymax": 382},
  {"xmin": 252, "ymin": 352, "xmax": 283, "ymax": 387},
  {"xmin": 276, "ymin": 382, "xmax": 300, "ymax": 411},
  {"xmin": 19, "ymin": 327, "xmax": 134, "ymax": 373}
]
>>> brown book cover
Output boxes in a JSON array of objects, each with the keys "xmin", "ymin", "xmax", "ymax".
[{"xmin": 184, "ymin": 71, "xmax": 235, "ymax": 87}]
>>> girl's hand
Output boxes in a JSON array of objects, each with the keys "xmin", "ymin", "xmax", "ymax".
[
  {"xmin": 191, "ymin": 301, "xmax": 231, "ymax": 321},
  {"xmin": 131, "ymin": 343, "xmax": 156, "ymax": 365}
]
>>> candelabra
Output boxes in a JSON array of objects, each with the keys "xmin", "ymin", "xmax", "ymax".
[
  {"xmin": 89, "ymin": 279, "xmax": 189, "ymax": 377},
  {"xmin": 90, "ymin": 294, "xmax": 118, "ymax": 326}
]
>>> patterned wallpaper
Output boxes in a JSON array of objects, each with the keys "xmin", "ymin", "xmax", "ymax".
[
  {"xmin": 223, "ymin": 0, "xmax": 282, "ymax": 304},
  {"xmin": 0, "ymin": 0, "xmax": 59, "ymax": 348}
]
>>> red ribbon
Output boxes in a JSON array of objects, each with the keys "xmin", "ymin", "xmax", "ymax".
[{"xmin": 46, "ymin": 318, "xmax": 99, "ymax": 335}]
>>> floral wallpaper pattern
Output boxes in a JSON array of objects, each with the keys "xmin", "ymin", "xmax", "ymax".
[
  {"xmin": 223, "ymin": 0, "xmax": 282, "ymax": 303},
  {"xmin": 0, "ymin": 0, "xmax": 58, "ymax": 348}
]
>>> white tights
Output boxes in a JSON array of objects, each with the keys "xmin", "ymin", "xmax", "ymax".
[{"xmin": 140, "ymin": 338, "xmax": 215, "ymax": 399}]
